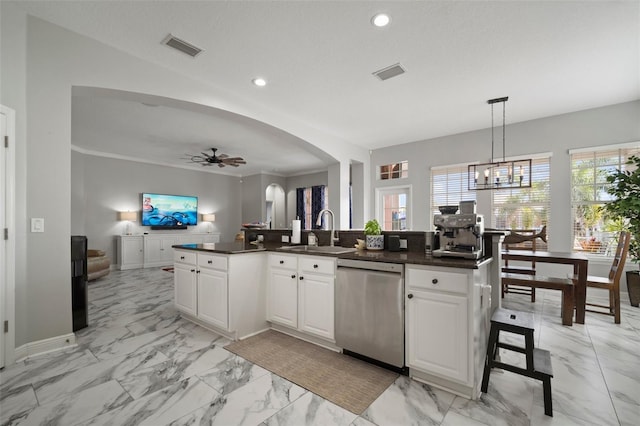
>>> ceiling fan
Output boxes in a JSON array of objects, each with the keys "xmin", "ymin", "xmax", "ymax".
[{"xmin": 184, "ymin": 148, "xmax": 246, "ymax": 168}]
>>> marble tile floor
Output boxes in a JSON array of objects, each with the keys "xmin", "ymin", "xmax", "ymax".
[{"xmin": 1, "ymin": 268, "xmax": 639, "ymax": 425}]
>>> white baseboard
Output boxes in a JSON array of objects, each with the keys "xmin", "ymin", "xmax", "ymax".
[{"xmin": 14, "ymin": 333, "xmax": 77, "ymax": 362}]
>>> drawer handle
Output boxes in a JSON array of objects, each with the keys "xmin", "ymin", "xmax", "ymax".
[
  {"xmin": 180, "ymin": 256, "xmax": 185, "ymax": 260},
  {"xmin": 313, "ymin": 264, "xmax": 318, "ymax": 269},
  {"xmin": 190, "ymin": 269, "xmax": 195, "ymax": 273},
  {"xmin": 407, "ymin": 293, "xmax": 414, "ymax": 299},
  {"xmin": 299, "ymin": 276, "xmax": 304, "ymax": 280},
  {"xmin": 291, "ymin": 274, "xmax": 296, "ymax": 279},
  {"xmin": 196, "ymin": 270, "xmax": 201, "ymax": 274},
  {"xmin": 208, "ymin": 260, "xmax": 213, "ymax": 264},
  {"xmin": 280, "ymin": 260, "xmax": 284, "ymax": 264},
  {"xmin": 432, "ymin": 279, "xmax": 438, "ymax": 284}
]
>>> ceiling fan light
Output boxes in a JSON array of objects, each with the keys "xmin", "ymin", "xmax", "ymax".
[{"xmin": 252, "ymin": 77, "xmax": 267, "ymax": 87}]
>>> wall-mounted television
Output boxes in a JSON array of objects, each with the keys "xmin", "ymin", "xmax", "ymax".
[{"xmin": 141, "ymin": 193, "xmax": 198, "ymax": 229}]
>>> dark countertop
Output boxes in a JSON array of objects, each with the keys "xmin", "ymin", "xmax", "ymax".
[
  {"xmin": 173, "ymin": 242, "xmax": 492, "ymax": 269},
  {"xmin": 172, "ymin": 242, "xmax": 266, "ymax": 254}
]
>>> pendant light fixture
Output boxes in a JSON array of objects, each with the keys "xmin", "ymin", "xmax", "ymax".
[{"xmin": 468, "ymin": 97, "xmax": 532, "ymax": 191}]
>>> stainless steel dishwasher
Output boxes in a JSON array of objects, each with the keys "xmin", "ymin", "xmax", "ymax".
[{"xmin": 335, "ymin": 259, "xmax": 405, "ymax": 369}]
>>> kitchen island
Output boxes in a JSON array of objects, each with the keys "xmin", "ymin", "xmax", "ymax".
[{"xmin": 173, "ymin": 234, "xmax": 502, "ymax": 400}]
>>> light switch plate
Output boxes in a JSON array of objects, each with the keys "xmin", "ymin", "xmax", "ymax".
[
  {"xmin": 399, "ymin": 239, "xmax": 407, "ymax": 249},
  {"xmin": 281, "ymin": 235, "xmax": 290, "ymax": 243},
  {"xmin": 31, "ymin": 218, "xmax": 45, "ymax": 233}
]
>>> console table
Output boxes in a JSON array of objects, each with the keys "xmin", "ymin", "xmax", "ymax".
[{"xmin": 117, "ymin": 233, "xmax": 221, "ymax": 270}]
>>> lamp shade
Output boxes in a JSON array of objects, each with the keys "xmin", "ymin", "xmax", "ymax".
[
  {"xmin": 201, "ymin": 213, "xmax": 216, "ymax": 222},
  {"xmin": 117, "ymin": 211, "xmax": 137, "ymax": 221}
]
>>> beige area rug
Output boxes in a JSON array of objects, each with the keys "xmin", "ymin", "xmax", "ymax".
[{"xmin": 224, "ymin": 329, "xmax": 399, "ymax": 415}]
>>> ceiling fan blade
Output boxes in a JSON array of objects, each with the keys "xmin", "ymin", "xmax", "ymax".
[
  {"xmin": 217, "ymin": 163, "xmax": 225, "ymax": 168},
  {"xmin": 217, "ymin": 153, "xmax": 229, "ymax": 159},
  {"xmin": 228, "ymin": 163, "xmax": 240, "ymax": 167},
  {"xmin": 233, "ymin": 160, "xmax": 247, "ymax": 164},
  {"xmin": 222, "ymin": 157, "xmax": 244, "ymax": 162}
]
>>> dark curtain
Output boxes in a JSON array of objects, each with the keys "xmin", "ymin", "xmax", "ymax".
[
  {"xmin": 311, "ymin": 185, "xmax": 326, "ymax": 229},
  {"xmin": 296, "ymin": 187, "xmax": 306, "ymax": 229}
]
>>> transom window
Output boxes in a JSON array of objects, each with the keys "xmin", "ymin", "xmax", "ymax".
[
  {"xmin": 379, "ymin": 161, "xmax": 408, "ymax": 180},
  {"xmin": 570, "ymin": 144, "xmax": 640, "ymax": 255}
]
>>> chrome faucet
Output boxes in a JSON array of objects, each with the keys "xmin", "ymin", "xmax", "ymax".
[{"xmin": 316, "ymin": 208, "xmax": 339, "ymax": 246}]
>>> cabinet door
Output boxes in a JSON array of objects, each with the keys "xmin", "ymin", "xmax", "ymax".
[
  {"xmin": 407, "ymin": 289, "xmax": 468, "ymax": 384},
  {"xmin": 298, "ymin": 273, "xmax": 334, "ymax": 340},
  {"xmin": 268, "ymin": 268, "xmax": 298, "ymax": 328},
  {"xmin": 197, "ymin": 268, "xmax": 228, "ymax": 330},
  {"xmin": 174, "ymin": 263, "xmax": 197, "ymax": 316},
  {"xmin": 160, "ymin": 236, "xmax": 178, "ymax": 262},
  {"xmin": 122, "ymin": 237, "xmax": 144, "ymax": 267},
  {"xmin": 144, "ymin": 237, "xmax": 163, "ymax": 263}
]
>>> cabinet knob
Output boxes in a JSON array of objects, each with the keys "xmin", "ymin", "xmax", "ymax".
[
  {"xmin": 299, "ymin": 276, "xmax": 304, "ymax": 280},
  {"xmin": 432, "ymin": 278, "xmax": 438, "ymax": 284},
  {"xmin": 408, "ymin": 294, "xmax": 414, "ymax": 299},
  {"xmin": 291, "ymin": 274, "xmax": 296, "ymax": 279},
  {"xmin": 313, "ymin": 264, "xmax": 318, "ymax": 269},
  {"xmin": 280, "ymin": 260, "xmax": 284, "ymax": 264},
  {"xmin": 196, "ymin": 270, "xmax": 201, "ymax": 274},
  {"xmin": 180, "ymin": 256, "xmax": 185, "ymax": 260},
  {"xmin": 208, "ymin": 260, "xmax": 212, "ymax": 264},
  {"xmin": 190, "ymin": 269, "xmax": 195, "ymax": 273}
]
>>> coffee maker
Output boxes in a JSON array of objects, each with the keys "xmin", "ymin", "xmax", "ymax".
[{"xmin": 433, "ymin": 203, "xmax": 484, "ymax": 259}]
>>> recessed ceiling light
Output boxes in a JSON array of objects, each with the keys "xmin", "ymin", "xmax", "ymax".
[
  {"xmin": 372, "ymin": 13, "xmax": 391, "ymax": 27},
  {"xmin": 252, "ymin": 77, "xmax": 267, "ymax": 87}
]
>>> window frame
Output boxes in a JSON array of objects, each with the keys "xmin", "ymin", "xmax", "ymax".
[{"xmin": 375, "ymin": 184, "xmax": 412, "ymax": 231}]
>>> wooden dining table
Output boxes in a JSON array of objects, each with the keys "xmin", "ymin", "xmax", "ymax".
[{"xmin": 501, "ymin": 250, "xmax": 589, "ymax": 324}]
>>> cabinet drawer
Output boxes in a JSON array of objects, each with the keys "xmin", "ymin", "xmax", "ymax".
[
  {"xmin": 299, "ymin": 256, "xmax": 335, "ymax": 276},
  {"xmin": 406, "ymin": 265, "xmax": 468, "ymax": 294},
  {"xmin": 198, "ymin": 253, "xmax": 228, "ymax": 271},
  {"xmin": 269, "ymin": 253, "xmax": 297, "ymax": 270},
  {"xmin": 174, "ymin": 250, "xmax": 196, "ymax": 265}
]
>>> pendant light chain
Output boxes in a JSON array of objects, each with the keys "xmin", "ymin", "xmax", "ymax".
[
  {"xmin": 491, "ymin": 103, "xmax": 495, "ymax": 162},
  {"xmin": 502, "ymin": 100, "xmax": 506, "ymax": 162}
]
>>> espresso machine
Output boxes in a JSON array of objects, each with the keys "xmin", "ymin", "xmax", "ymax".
[{"xmin": 433, "ymin": 204, "xmax": 485, "ymax": 259}]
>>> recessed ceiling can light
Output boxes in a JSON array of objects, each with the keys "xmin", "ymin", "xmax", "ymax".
[
  {"xmin": 372, "ymin": 13, "xmax": 390, "ymax": 27},
  {"xmin": 252, "ymin": 77, "xmax": 267, "ymax": 87}
]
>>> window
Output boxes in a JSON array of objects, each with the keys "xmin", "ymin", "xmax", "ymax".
[
  {"xmin": 296, "ymin": 185, "xmax": 328, "ymax": 230},
  {"xmin": 492, "ymin": 156, "xmax": 551, "ymax": 249},
  {"xmin": 571, "ymin": 144, "xmax": 640, "ymax": 255},
  {"xmin": 431, "ymin": 164, "xmax": 476, "ymax": 219},
  {"xmin": 376, "ymin": 186, "xmax": 411, "ymax": 231},
  {"xmin": 379, "ymin": 161, "xmax": 408, "ymax": 180}
]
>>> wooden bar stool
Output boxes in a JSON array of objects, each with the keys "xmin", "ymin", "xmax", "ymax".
[{"xmin": 481, "ymin": 308, "xmax": 554, "ymax": 416}]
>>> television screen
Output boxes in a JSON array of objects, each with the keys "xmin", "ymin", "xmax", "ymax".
[{"xmin": 141, "ymin": 193, "xmax": 198, "ymax": 227}]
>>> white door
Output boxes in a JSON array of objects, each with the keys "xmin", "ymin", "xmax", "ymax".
[
  {"xmin": 376, "ymin": 185, "xmax": 412, "ymax": 231},
  {"xmin": 197, "ymin": 268, "xmax": 228, "ymax": 329},
  {"xmin": 1, "ymin": 106, "xmax": 15, "ymax": 368},
  {"xmin": 298, "ymin": 273, "xmax": 334, "ymax": 340},
  {"xmin": 174, "ymin": 263, "xmax": 197, "ymax": 316},
  {"xmin": 407, "ymin": 289, "xmax": 469, "ymax": 383},
  {"xmin": 268, "ymin": 268, "xmax": 298, "ymax": 328},
  {"xmin": 1, "ymin": 110, "xmax": 6, "ymax": 367}
]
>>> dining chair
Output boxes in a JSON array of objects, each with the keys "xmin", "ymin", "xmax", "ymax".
[
  {"xmin": 581, "ymin": 231, "xmax": 631, "ymax": 324},
  {"xmin": 502, "ymin": 228, "xmax": 546, "ymax": 302}
]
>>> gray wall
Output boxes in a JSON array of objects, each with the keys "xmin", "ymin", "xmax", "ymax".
[
  {"xmin": 371, "ymin": 101, "xmax": 640, "ymax": 251},
  {"xmin": 72, "ymin": 152, "xmax": 242, "ymax": 265}
]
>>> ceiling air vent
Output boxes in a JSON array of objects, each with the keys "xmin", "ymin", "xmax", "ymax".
[
  {"xmin": 373, "ymin": 63, "xmax": 406, "ymax": 81},
  {"xmin": 162, "ymin": 34, "xmax": 203, "ymax": 58}
]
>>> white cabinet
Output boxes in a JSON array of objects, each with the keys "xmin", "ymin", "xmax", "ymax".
[
  {"xmin": 145, "ymin": 235, "xmax": 178, "ymax": 267},
  {"xmin": 405, "ymin": 263, "xmax": 491, "ymax": 400},
  {"xmin": 197, "ymin": 253, "xmax": 228, "ymax": 330},
  {"xmin": 267, "ymin": 253, "xmax": 335, "ymax": 341},
  {"xmin": 117, "ymin": 236, "xmax": 144, "ymax": 270},
  {"xmin": 173, "ymin": 249, "xmax": 267, "ymax": 340},
  {"xmin": 174, "ymin": 260, "xmax": 198, "ymax": 316},
  {"xmin": 117, "ymin": 233, "xmax": 220, "ymax": 269}
]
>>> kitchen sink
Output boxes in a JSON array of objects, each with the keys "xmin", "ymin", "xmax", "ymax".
[{"xmin": 278, "ymin": 245, "xmax": 358, "ymax": 255}]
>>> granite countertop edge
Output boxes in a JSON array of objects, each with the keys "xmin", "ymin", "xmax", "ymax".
[{"xmin": 172, "ymin": 243, "xmax": 492, "ymax": 269}]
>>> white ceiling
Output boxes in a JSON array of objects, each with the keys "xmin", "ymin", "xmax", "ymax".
[{"xmin": 11, "ymin": 0, "xmax": 640, "ymax": 176}]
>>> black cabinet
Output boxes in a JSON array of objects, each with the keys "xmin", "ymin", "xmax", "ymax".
[{"xmin": 71, "ymin": 235, "xmax": 88, "ymax": 331}]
